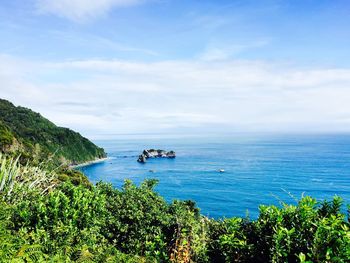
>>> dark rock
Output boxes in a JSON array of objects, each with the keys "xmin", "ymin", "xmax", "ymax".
[
  {"xmin": 166, "ymin": 150, "xmax": 176, "ymax": 158},
  {"xmin": 137, "ymin": 154, "xmax": 147, "ymax": 163},
  {"xmin": 137, "ymin": 149, "xmax": 176, "ymax": 163}
]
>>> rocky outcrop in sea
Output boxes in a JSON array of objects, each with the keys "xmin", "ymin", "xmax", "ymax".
[{"xmin": 137, "ymin": 149, "xmax": 176, "ymax": 163}]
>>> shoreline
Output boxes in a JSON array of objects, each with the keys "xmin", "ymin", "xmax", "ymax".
[{"xmin": 69, "ymin": 157, "xmax": 109, "ymax": 169}]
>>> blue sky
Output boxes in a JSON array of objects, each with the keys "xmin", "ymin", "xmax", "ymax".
[
  {"xmin": 1, "ymin": 0, "xmax": 349, "ymax": 63},
  {"xmin": 1, "ymin": 0, "xmax": 350, "ymax": 136}
]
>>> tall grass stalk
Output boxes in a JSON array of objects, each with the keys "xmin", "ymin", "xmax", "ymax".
[
  {"xmin": 0, "ymin": 154, "xmax": 20, "ymax": 195},
  {"xmin": 0, "ymin": 154, "xmax": 56, "ymax": 198}
]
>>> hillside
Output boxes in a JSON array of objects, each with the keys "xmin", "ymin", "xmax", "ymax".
[{"xmin": 0, "ymin": 98, "xmax": 106, "ymax": 166}]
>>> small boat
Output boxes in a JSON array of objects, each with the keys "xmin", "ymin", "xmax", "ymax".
[
  {"xmin": 219, "ymin": 169, "xmax": 225, "ymax": 173},
  {"xmin": 149, "ymin": 169, "xmax": 156, "ymax": 173}
]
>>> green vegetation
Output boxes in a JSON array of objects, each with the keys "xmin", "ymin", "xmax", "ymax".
[
  {"xmin": 0, "ymin": 154, "xmax": 349, "ymax": 262},
  {"xmin": 0, "ymin": 121, "xmax": 14, "ymax": 147},
  {"xmin": 0, "ymin": 99, "xmax": 106, "ymax": 166},
  {"xmin": 0, "ymin": 98, "xmax": 349, "ymax": 262}
]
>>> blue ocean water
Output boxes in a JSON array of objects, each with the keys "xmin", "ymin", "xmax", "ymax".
[{"xmin": 79, "ymin": 134, "xmax": 350, "ymax": 219}]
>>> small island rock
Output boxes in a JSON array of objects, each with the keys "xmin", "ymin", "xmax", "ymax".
[{"xmin": 137, "ymin": 149, "xmax": 176, "ymax": 163}]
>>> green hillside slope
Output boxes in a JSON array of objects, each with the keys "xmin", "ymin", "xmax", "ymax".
[{"xmin": 0, "ymin": 98, "xmax": 106, "ymax": 166}]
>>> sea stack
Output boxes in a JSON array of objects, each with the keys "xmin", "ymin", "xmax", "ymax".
[{"xmin": 137, "ymin": 149, "xmax": 176, "ymax": 163}]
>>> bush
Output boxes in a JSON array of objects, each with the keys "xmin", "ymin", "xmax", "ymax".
[
  {"xmin": 0, "ymin": 122, "xmax": 14, "ymax": 148},
  {"xmin": 0, "ymin": 157, "xmax": 349, "ymax": 262}
]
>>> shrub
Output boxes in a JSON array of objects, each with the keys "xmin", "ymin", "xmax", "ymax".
[{"xmin": 0, "ymin": 157, "xmax": 349, "ymax": 262}]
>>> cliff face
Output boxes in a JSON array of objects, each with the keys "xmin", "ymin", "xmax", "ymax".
[{"xmin": 0, "ymin": 99, "xmax": 106, "ymax": 166}]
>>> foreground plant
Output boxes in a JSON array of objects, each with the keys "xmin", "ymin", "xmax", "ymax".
[
  {"xmin": 0, "ymin": 154, "xmax": 56, "ymax": 202},
  {"xmin": 0, "ymin": 156, "xmax": 349, "ymax": 262}
]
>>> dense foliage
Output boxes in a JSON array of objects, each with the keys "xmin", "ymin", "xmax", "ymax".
[
  {"xmin": 0, "ymin": 98, "xmax": 106, "ymax": 166},
  {"xmin": 0, "ymin": 155, "xmax": 349, "ymax": 262}
]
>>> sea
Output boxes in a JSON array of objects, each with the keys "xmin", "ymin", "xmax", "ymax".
[{"xmin": 78, "ymin": 134, "xmax": 350, "ymax": 219}]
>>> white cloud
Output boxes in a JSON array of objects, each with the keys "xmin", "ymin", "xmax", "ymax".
[
  {"xmin": 199, "ymin": 40, "xmax": 270, "ymax": 61},
  {"xmin": 36, "ymin": 0, "xmax": 146, "ymax": 21},
  {"xmin": 1, "ymin": 54, "xmax": 350, "ymax": 136}
]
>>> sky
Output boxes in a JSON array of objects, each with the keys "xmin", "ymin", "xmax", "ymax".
[{"xmin": 1, "ymin": 0, "xmax": 350, "ymax": 137}]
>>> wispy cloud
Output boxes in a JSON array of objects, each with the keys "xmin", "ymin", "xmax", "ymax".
[
  {"xmin": 50, "ymin": 30, "xmax": 158, "ymax": 56},
  {"xmin": 36, "ymin": 0, "xmax": 147, "ymax": 22},
  {"xmin": 1, "ymin": 54, "xmax": 350, "ymax": 135},
  {"xmin": 199, "ymin": 39, "xmax": 270, "ymax": 61}
]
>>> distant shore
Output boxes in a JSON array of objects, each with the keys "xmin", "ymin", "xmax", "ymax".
[{"xmin": 69, "ymin": 157, "xmax": 109, "ymax": 169}]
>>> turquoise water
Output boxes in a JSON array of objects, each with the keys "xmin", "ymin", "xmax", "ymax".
[{"xmin": 79, "ymin": 134, "xmax": 350, "ymax": 218}]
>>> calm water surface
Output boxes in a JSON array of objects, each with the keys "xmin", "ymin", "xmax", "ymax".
[{"xmin": 79, "ymin": 134, "xmax": 350, "ymax": 218}]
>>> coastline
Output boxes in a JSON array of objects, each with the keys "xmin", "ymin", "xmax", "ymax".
[{"xmin": 69, "ymin": 157, "xmax": 109, "ymax": 169}]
